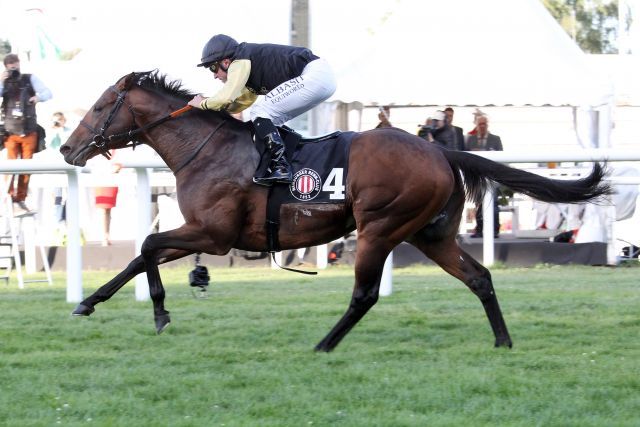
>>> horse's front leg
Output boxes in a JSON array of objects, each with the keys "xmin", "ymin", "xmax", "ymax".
[
  {"xmin": 72, "ymin": 249, "xmax": 192, "ymax": 317},
  {"xmin": 139, "ymin": 224, "xmax": 232, "ymax": 334},
  {"xmin": 141, "ymin": 237, "xmax": 177, "ymax": 334}
]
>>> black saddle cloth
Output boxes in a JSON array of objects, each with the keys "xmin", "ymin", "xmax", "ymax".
[
  {"xmin": 254, "ymin": 127, "xmax": 355, "ymax": 204},
  {"xmin": 257, "ymin": 127, "xmax": 355, "ymax": 252}
]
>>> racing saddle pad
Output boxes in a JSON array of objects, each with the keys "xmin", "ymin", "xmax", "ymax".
[
  {"xmin": 254, "ymin": 127, "xmax": 356, "ymax": 252},
  {"xmin": 254, "ymin": 127, "xmax": 356, "ymax": 204}
]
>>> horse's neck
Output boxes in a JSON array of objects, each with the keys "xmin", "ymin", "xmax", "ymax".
[{"xmin": 144, "ymin": 115, "xmax": 257, "ymax": 176}]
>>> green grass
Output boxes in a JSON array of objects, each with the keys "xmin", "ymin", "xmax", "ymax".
[{"xmin": 1, "ymin": 264, "xmax": 639, "ymax": 426}]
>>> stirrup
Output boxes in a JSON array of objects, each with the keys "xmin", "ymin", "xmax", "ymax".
[
  {"xmin": 252, "ymin": 176, "xmax": 274, "ymax": 187},
  {"xmin": 253, "ymin": 169, "xmax": 293, "ymax": 186}
]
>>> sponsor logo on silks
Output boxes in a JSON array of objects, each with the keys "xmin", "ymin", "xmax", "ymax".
[{"xmin": 290, "ymin": 168, "xmax": 322, "ymax": 201}]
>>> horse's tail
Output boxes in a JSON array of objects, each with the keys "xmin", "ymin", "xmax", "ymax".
[{"xmin": 441, "ymin": 150, "xmax": 612, "ymax": 205}]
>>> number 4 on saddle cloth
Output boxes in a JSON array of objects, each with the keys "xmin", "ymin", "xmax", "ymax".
[{"xmin": 253, "ymin": 126, "xmax": 356, "ymax": 252}]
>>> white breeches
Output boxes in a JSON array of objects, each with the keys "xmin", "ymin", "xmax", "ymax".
[{"xmin": 249, "ymin": 58, "xmax": 337, "ymax": 126}]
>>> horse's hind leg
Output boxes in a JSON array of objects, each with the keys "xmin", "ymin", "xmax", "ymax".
[
  {"xmin": 71, "ymin": 249, "xmax": 192, "ymax": 317},
  {"xmin": 315, "ymin": 237, "xmax": 392, "ymax": 352},
  {"xmin": 410, "ymin": 236, "xmax": 512, "ymax": 348}
]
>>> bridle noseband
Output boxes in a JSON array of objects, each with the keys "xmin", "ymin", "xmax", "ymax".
[
  {"xmin": 77, "ymin": 73, "xmax": 193, "ymax": 161},
  {"xmin": 79, "ymin": 85, "xmax": 137, "ymax": 160}
]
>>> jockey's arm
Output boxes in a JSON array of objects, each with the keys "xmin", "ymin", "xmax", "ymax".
[
  {"xmin": 226, "ymin": 87, "xmax": 258, "ymax": 113},
  {"xmin": 199, "ymin": 60, "xmax": 253, "ymax": 111}
]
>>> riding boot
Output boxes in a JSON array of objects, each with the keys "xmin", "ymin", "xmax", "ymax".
[{"xmin": 253, "ymin": 118, "xmax": 293, "ymax": 186}]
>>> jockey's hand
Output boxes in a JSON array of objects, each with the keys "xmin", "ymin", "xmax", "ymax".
[{"xmin": 188, "ymin": 94, "xmax": 206, "ymax": 109}]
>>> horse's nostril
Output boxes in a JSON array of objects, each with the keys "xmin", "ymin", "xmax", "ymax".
[{"xmin": 59, "ymin": 145, "xmax": 70, "ymax": 155}]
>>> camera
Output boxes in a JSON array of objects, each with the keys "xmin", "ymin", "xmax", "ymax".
[
  {"xmin": 53, "ymin": 121, "xmax": 61, "ymax": 127},
  {"xmin": 8, "ymin": 69, "xmax": 20, "ymax": 80},
  {"xmin": 417, "ymin": 123, "xmax": 437, "ymax": 139}
]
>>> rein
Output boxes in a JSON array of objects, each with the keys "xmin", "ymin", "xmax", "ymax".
[
  {"xmin": 108, "ymin": 104, "xmax": 195, "ymax": 145},
  {"xmin": 79, "ymin": 89, "xmax": 225, "ymax": 174},
  {"xmin": 78, "ymin": 84, "xmax": 195, "ymax": 161}
]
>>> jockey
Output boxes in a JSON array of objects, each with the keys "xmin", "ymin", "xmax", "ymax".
[{"xmin": 189, "ymin": 34, "xmax": 337, "ymax": 186}]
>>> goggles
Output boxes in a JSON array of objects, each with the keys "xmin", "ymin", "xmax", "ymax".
[{"xmin": 208, "ymin": 62, "xmax": 221, "ymax": 73}]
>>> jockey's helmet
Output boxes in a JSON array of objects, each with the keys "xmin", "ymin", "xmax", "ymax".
[{"xmin": 197, "ymin": 34, "xmax": 239, "ymax": 67}]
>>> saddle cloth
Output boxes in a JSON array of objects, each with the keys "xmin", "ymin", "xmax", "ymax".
[
  {"xmin": 254, "ymin": 128, "xmax": 356, "ymax": 252},
  {"xmin": 254, "ymin": 127, "xmax": 356, "ymax": 204}
]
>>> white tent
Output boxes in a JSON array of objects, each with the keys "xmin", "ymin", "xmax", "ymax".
[
  {"xmin": 588, "ymin": 54, "xmax": 640, "ymax": 106},
  {"xmin": 5, "ymin": 0, "xmax": 292, "ymax": 113},
  {"xmin": 310, "ymin": 0, "xmax": 612, "ymax": 107}
]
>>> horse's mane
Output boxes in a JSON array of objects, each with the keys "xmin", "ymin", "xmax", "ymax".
[
  {"xmin": 131, "ymin": 70, "xmax": 244, "ymax": 124},
  {"xmin": 135, "ymin": 70, "xmax": 196, "ymax": 102}
]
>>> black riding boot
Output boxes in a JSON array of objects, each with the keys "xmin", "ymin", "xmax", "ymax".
[{"xmin": 253, "ymin": 117, "xmax": 293, "ymax": 186}]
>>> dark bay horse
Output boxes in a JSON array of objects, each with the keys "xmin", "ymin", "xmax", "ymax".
[{"xmin": 60, "ymin": 71, "xmax": 610, "ymax": 351}]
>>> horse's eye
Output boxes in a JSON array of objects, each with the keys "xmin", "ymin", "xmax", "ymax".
[{"xmin": 94, "ymin": 106, "xmax": 103, "ymax": 113}]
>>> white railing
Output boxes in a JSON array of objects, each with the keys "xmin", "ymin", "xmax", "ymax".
[
  {"xmin": 1, "ymin": 148, "xmax": 638, "ymax": 302},
  {"xmin": 471, "ymin": 150, "xmax": 640, "ymax": 267}
]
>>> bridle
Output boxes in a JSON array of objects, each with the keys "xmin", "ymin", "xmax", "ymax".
[
  {"xmin": 78, "ymin": 78, "xmax": 140, "ymax": 160},
  {"xmin": 75, "ymin": 72, "xmax": 197, "ymax": 162}
]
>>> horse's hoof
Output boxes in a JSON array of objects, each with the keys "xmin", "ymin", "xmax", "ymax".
[
  {"xmin": 495, "ymin": 337, "xmax": 513, "ymax": 348},
  {"xmin": 155, "ymin": 314, "xmax": 171, "ymax": 334},
  {"xmin": 71, "ymin": 304, "xmax": 95, "ymax": 317}
]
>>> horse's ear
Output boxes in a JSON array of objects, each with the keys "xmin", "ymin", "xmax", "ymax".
[
  {"xmin": 118, "ymin": 70, "xmax": 156, "ymax": 91},
  {"xmin": 117, "ymin": 72, "xmax": 138, "ymax": 91}
]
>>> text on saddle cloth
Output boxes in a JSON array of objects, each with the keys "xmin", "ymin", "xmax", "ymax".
[{"xmin": 261, "ymin": 129, "xmax": 355, "ymax": 254}]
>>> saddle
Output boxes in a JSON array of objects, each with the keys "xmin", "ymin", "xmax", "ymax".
[{"xmin": 253, "ymin": 126, "xmax": 356, "ymax": 252}]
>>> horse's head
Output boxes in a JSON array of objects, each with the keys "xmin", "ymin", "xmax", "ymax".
[{"xmin": 60, "ymin": 71, "xmax": 155, "ymax": 166}]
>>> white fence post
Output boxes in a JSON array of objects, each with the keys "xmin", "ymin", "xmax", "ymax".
[
  {"xmin": 66, "ymin": 168, "xmax": 83, "ymax": 303},
  {"xmin": 316, "ymin": 244, "xmax": 328, "ymax": 269},
  {"xmin": 482, "ymin": 189, "xmax": 495, "ymax": 266},
  {"xmin": 380, "ymin": 251, "xmax": 393, "ymax": 296},
  {"xmin": 271, "ymin": 251, "xmax": 283, "ymax": 269}
]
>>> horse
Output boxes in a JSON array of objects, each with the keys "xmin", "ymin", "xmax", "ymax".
[{"xmin": 60, "ymin": 71, "xmax": 610, "ymax": 352}]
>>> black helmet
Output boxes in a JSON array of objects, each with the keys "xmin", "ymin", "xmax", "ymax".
[{"xmin": 197, "ymin": 34, "xmax": 239, "ymax": 67}]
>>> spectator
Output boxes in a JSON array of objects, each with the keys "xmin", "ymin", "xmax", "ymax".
[
  {"xmin": 0, "ymin": 53, "xmax": 52, "ymax": 216},
  {"xmin": 46, "ymin": 112, "xmax": 72, "ymax": 230},
  {"xmin": 47, "ymin": 112, "xmax": 71, "ymax": 152},
  {"xmin": 150, "ymin": 185, "xmax": 176, "ymax": 234},
  {"xmin": 418, "ymin": 110, "xmax": 455, "ymax": 149},
  {"xmin": 465, "ymin": 115, "xmax": 503, "ymax": 238},
  {"xmin": 92, "ymin": 150, "xmax": 122, "ymax": 246},
  {"xmin": 444, "ymin": 107, "xmax": 465, "ymax": 150},
  {"xmin": 467, "ymin": 108, "xmax": 485, "ymax": 137},
  {"xmin": 375, "ymin": 106, "xmax": 392, "ymax": 128}
]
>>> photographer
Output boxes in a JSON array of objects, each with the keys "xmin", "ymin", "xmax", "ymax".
[
  {"xmin": 417, "ymin": 110, "xmax": 455, "ymax": 150},
  {"xmin": 0, "ymin": 53, "xmax": 52, "ymax": 216},
  {"xmin": 47, "ymin": 112, "xmax": 71, "ymax": 152}
]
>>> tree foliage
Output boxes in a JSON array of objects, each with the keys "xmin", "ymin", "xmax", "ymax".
[
  {"xmin": 542, "ymin": 0, "xmax": 619, "ymax": 53},
  {"xmin": 0, "ymin": 39, "xmax": 12, "ymax": 59}
]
